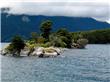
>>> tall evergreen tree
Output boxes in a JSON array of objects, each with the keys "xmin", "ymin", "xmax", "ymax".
[{"xmin": 40, "ymin": 20, "xmax": 52, "ymax": 42}]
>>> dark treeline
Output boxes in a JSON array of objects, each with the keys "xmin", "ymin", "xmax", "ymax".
[{"xmin": 71, "ymin": 28, "xmax": 110, "ymax": 44}]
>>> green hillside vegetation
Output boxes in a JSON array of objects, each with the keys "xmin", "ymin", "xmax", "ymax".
[{"xmin": 71, "ymin": 28, "xmax": 110, "ymax": 44}]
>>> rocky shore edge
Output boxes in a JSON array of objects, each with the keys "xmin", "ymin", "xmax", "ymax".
[{"xmin": 1, "ymin": 46, "xmax": 68, "ymax": 58}]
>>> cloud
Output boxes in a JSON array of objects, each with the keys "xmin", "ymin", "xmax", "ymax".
[{"xmin": 0, "ymin": 0, "xmax": 110, "ymax": 23}]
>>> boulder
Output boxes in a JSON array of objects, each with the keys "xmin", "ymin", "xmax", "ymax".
[
  {"xmin": 31, "ymin": 47, "xmax": 44, "ymax": 56},
  {"xmin": 71, "ymin": 43, "xmax": 86, "ymax": 49},
  {"xmin": 43, "ymin": 52, "xmax": 58, "ymax": 57},
  {"xmin": 43, "ymin": 47, "xmax": 61, "ymax": 57},
  {"xmin": 0, "ymin": 49, "xmax": 13, "ymax": 56},
  {"xmin": 20, "ymin": 50, "xmax": 30, "ymax": 56},
  {"xmin": 33, "ymin": 47, "xmax": 61, "ymax": 58},
  {"xmin": 0, "ymin": 49, "xmax": 7, "ymax": 55}
]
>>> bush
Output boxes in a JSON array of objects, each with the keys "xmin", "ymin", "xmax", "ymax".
[
  {"xmin": 25, "ymin": 40, "xmax": 37, "ymax": 56},
  {"xmin": 6, "ymin": 35, "xmax": 25, "ymax": 56},
  {"xmin": 30, "ymin": 32, "xmax": 38, "ymax": 42},
  {"xmin": 26, "ymin": 42, "xmax": 36, "ymax": 49},
  {"xmin": 26, "ymin": 40, "xmax": 36, "ymax": 45},
  {"xmin": 56, "ymin": 28, "xmax": 72, "ymax": 48},
  {"xmin": 49, "ymin": 34, "xmax": 67, "ymax": 48},
  {"xmin": 71, "ymin": 32, "xmax": 83, "ymax": 43},
  {"xmin": 5, "ymin": 44, "xmax": 14, "ymax": 54},
  {"xmin": 37, "ymin": 37, "xmax": 45, "ymax": 44},
  {"xmin": 56, "ymin": 28, "xmax": 69, "ymax": 36},
  {"xmin": 35, "ymin": 43, "xmax": 50, "ymax": 48}
]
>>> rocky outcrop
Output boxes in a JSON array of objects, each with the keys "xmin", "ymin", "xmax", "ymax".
[
  {"xmin": 31, "ymin": 47, "xmax": 44, "ymax": 56},
  {"xmin": 30, "ymin": 47, "xmax": 61, "ymax": 58},
  {"xmin": 0, "ymin": 49, "xmax": 8, "ymax": 56},
  {"xmin": 1, "ymin": 47, "xmax": 61, "ymax": 58},
  {"xmin": 71, "ymin": 39, "xmax": 88, "ymax": 49}
]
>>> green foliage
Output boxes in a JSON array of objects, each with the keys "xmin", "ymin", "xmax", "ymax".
[
  {"xmin": 25, "ymin": 40, "xmax": 37, "ymax": 56},
  {"xmin": 40, "ymin": 20, "xmax": 52, "ymax": 41},
  {"xmin": 45, "ymin": 42, "xmax": 52, "ymax": 47},
  {"xmin": 56, "ymin": 28, "xmax": 72, "ymax": 48},
  {"xmin": 81, "ymin": 29, "xmax": 110, "ymax": 44},
  {"xmin": 71, "ymin": 29, "xmax": 110, "ymax": 44},
  {"xmin": 6, "ymin": 35, "xmax": 25, "ymax": 56},
  {"xmin": 30, "ymin": 32, "xmax": 38, "ymax": 42},
  {"xmin": 56, "ymin": 28, "xmax": 69, "ymax": 36},
  {"xmin": 37, "ymin": 37, "xmax": 45, "ymax": 44},
  {"xmin": 35, "ymin": 43, "xmax": 50, "ymax": 48},
  {"xmin": 26, "ymin": 40, "xmax": 36, "ymax": 44},
  {"xmin": 5, "ymin": 44, "xmax": 14, "ymax": 54},
  {"xmin": 26, "ymin": 40, "xmax": 37, "ymax": 49},
  {"xmin": 71, "ymin": 32, "xmax": 82, "ymax": 43},
  {"xmin": 49, "ymin": 34, "xmax": 67, "ymax": 47}
]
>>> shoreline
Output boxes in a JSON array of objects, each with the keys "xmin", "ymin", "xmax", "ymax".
[
  {"xmin": 1, "ymin": 43, "xmax": 69, "ymax": 57},
  {"xmin": 1, "ymin": 43, "xmax": 109, "ymax": 57}
]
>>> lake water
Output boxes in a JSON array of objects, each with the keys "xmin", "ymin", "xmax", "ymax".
[{"xmin": 1, "ymin": 44, "xmax": 110, "ymax": 82}]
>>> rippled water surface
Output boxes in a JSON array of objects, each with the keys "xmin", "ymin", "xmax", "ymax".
[{"xmin": 1, "ymin": 44, "xmax": 110, "ymax": 82}]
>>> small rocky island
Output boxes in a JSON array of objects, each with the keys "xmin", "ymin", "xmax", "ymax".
[
  {"xmin": 1, "ymin": 46, "xmax": 62, "ymax": 58},
  {"xmin": 1, "ymin": 20, "xmax": 88, "ymax": 57}
]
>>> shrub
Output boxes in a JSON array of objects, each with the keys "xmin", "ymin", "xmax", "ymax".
[
  {"xmin": 26, "ymin": 40, "xmax": 37, "ymax": 49},
  {"xmin": 30, "ymin": 32, "xmax": 38, "ymax": 42},
  {"xmin": 6, "ymin": 35, "xmax": 25, "ymax": 56},
  {"xmin": 49, "ymin": 34, "xmax": 67, "ymax": 48},
  {"xmin": 56, "ymin": 28, "xmax": 69, "ymax": 36},
  {"xmin": 5, "ymin": 44, "xmax": 14, "ymax": 54},
  {"xmin": 56, "ymin": 28, "xmax": 72, "ymax": 48},
  {"xmin": 37, "ymin": 37, "xmax": 45, "ymax": 44}
]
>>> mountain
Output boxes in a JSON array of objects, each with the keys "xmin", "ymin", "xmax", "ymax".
[{"xmin": 1, "ymin": 12, "xmax": 110, "ymax": 42}]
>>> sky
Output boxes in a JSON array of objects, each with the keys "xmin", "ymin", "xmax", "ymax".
[{"xmin": 0, "ymin": 0, "xmax": 110, "ymax": 23}]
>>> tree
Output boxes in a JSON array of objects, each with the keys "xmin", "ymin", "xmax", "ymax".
[
  {"xmin": 78, "ymin": 29, "xmax": 110, "ymax": 44},
  {"xmin": 40, "ymin": 20, "xmax": 52, "ymax": 42},
  {"xmin": 56, "ymin": 28, "xmax": 72, "ymax": 48},
  {"xmin": 30, "ymin": 32, "xmax": 38, "ymax": 42},
  {"xmin": 56, "ymin": 28, "xmax": 69, "ymax": 36},
  {"xmin": 49, "ymin": 34, "xmax": 67, "ymax": 47},
  {"xmin": 7, "ymin": 35, "xmax": 25, "ymax": 56},
  {"xmin": 37, "ymin": 37, "xmax": 45, "ymax": 44}
]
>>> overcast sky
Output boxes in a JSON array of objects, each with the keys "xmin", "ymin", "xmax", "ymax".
[{"xmin": 0, "ymin": 0, "xmax": 110, "ymax": 23}]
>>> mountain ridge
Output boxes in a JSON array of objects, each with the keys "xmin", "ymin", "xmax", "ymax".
[{"xmin": 1, "ymin": 12, "xmax": 110, "ymax": 42}]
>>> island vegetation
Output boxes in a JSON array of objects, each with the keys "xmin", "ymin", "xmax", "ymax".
[
  {"xmin": 1, "ymin": 20, "xmax": 110, "ymax": 57},
  {"xmin": 71, "ymin": 28, "xmax": 110, "ymax": 44}
]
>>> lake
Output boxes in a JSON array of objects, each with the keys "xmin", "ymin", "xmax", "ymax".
[{"xmin": 1, "ymin": 44, "xmax": 110, "ymax": 82}]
